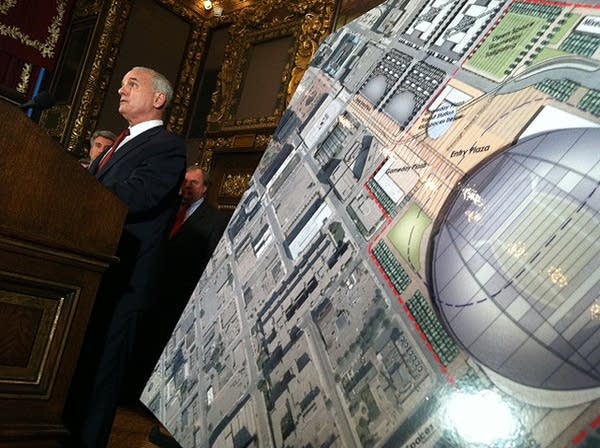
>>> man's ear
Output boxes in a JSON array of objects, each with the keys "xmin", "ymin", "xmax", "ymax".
[{"xmin": 154, "ymin": 92, "xmax": 167, "ymax": 109}]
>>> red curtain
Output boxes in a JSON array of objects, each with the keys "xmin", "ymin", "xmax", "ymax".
[{"xmin": 0, "ymin": 0, "xmax": 74, "ymax": 96}]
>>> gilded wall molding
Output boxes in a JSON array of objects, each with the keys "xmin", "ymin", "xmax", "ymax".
[
  {"xmin": 0, "ymin": 0, "xmax": 68, "ymax": 60},
  {"xmin": 39, "ymin": 104, "xmax": 71, "ymax": 138},
  {"xmin": 205, "ymin": 136, "xmax": 245, "ymax": 152},
  {"xmin": 219, "ymin": 172, "xmax": 253, "ymax": 198},
  {"xmin": 67, "ymin": 0, "xmax": 131, "ymax": 153},
  {"xmin": 0, "ymin": 1, "xmax": 17, "ymax": 16},
  {"xmin": 16, "ymin": 62, "xmax": 31, "ymax": 94},
  {"xmin": 204, "ymin": 133, "xmax": 272, "ymax": 152},
  {"xmin": 287, "ymin": 3, "xmax": 336, "ymax": 100},
  {"xmin": 155, "ymin": 0, "xmax": 213, "ymax": 134},
  {"xmin": 166, "ymin": 24, "xmax": 209, "ymax": 134},
  {"xmin": 74, "ymin": 0, "xmax": 102, "ymax": 19},
  {"xmin": 199, "ymin": 131, "xmax": 272, "ymax": 171},
  {"xmin": 254, "ymin": 133, "xmax": 272, "ymax": 148},
  {"xmin": 65, "ymin": 0, "xmax": 336, "ymax": 177},
  {"xmin": 156, "ymin": 0, "xmax": 246, "ymax": 135},
  {"xmin": 199, "ymin": 145, "xmax": 213, "ymax": 173},
  {"xmin": 155, "ymin": 0, "xmax": 205, "ymax": 20},
  {"xmin": 207, "ymin": 19, "xmax": 298, "ymax": 131}
]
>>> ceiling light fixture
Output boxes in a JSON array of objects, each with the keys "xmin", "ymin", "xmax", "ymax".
[{"xmin": 203, "ymin": 0, "xmax": 212, "ymax": 10}]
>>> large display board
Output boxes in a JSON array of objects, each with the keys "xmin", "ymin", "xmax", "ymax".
[{"xmin": 143, "ymin": 0, "xmax": 600, "ymax": 446}]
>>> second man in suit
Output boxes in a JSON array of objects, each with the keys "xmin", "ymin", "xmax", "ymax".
[
  {"xmin": 167, "ymin": 166, "xmax": 228, "ymax": 298},
  {"xmin": 133, "ymin": 165, "xmax": 228, "ymax": 397}
]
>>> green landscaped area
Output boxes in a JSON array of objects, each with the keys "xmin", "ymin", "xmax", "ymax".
[
  {"xmin": 548, "ymin": 13, "xmax": 580, "ymax": 45},
  {"xmin": 531, "ymin": 47, "xmax": 569, "ymax": 65},
  {"xmin": 465, "ymin": 12, "xmax": 547, "ymax": 79},
  {"xmin": 528, "ymin": 14, "xmax": 579, "ymax": 66},
  {"xmin": 387, "ymin": 204, "xmax": 431, "ymax": 272}
]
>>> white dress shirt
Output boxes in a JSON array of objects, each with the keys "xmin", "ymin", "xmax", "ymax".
[
  {"xmin": 185, "ymin": 197, "xmax": 204, "ymax": 221},
  {"xmin": 115, "ymin": 119, "xmax": 163, "ymax": 152}
]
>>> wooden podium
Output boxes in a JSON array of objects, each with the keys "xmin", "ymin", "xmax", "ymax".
[{"xmin": 0, "ymin": 101, "xmax": 127, "ymax": 447}]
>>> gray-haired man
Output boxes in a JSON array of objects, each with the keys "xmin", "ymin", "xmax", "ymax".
[{"xmin": 89, "ymin": 130, "xmax": 117, "ymax": 164}]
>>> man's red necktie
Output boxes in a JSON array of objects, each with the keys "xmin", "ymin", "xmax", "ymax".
[
  {"xmin": 97, "ymin": 128, "xmax": 130, "ymax": 172},
  {"xmin": 169, "ymin": 204, "xmax": 190, "ymax": 239}
]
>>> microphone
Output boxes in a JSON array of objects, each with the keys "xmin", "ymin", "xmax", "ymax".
[{"xmin": 19, "ymin": 91, "xmax": 56, "ymax": 111}]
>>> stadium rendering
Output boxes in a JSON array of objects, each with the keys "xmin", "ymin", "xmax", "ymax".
[{"xmin": 431, "ymin": 127, "xmax": 600, "ymax": 400}]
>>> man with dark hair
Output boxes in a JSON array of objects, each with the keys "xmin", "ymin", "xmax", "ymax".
[{"xmin": 67, "ymin": 66, "xmax": 186, "ymax": 448}]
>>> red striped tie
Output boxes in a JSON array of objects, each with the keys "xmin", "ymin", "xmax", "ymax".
[{"xmin": 97, "ymin": 128, "xmax": 130, "ymax": 172}]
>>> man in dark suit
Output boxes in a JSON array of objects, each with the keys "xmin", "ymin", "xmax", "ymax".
[
  {"xmin": 67, "ymin": 66, "xmax": 186, "ymax": 448},
  {"xmin": 134, "ymin": 166, "xmax": 228, "ymax": 397},
  {"xmin": 165, "ymin": 166, "xmax": 228, "ymax": 305}
]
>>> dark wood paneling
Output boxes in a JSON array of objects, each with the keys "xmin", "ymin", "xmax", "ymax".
[
  {"xmin": 0, "ymin": 100, "xmax": 127, "ymax": 447},
  {"xmin": 0, "ymin": 301, "xmax": 43, "ymax": 367}
]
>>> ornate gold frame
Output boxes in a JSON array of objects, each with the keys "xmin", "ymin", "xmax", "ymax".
[
  {"xmin": 207, "ymin": 22, "xmax": 299, "ymax": 133},
  {"xmin": 200, "ymin": 0, "xmax": 336, "ymax": 169},
  {"xmin": 73, "ymin": 0, "xmax": 103, "ymax": 19},
  {"xmin": 156, "ymin": 0, "xmax": 221, "ymax": 134},
  {"xmin": 207, "ymin": 0, "xmax": 336, "ymax": 134},
  {"xmin": 40, "ymin": 104, "xmax": 70, "ymax": 139},
  {"xmin": 217, "ymin": 170, "xmax": 254, "ymax": 210},
  {"xmin": 65, "ymin": 0, "xmax": 132, "ymax": 153}
]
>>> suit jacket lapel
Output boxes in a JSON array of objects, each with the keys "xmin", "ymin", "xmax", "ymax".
[
  {"xmin": 88, "ymin": 151, "xmax": 104, "ymax": 175},
  {"xmin": 178, "ymin": 202, "xmax": 207, "ymax": 235},
  {"xmin": 96, "ymin": 127, "xmax": 162, "ymax": 179}
]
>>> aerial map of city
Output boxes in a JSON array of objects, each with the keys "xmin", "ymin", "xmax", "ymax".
[{"xmin": 142, "ymin": 0, "xmax": 600, "ymax": 446}]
